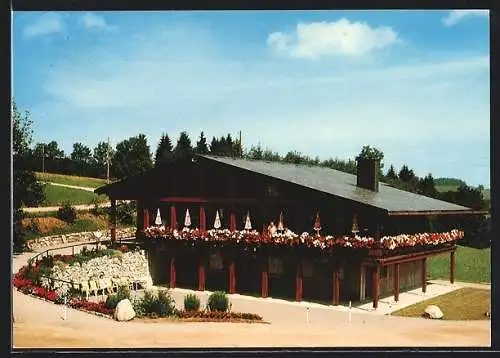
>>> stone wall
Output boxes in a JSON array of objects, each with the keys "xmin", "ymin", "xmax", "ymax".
[
  {"xmin": 27, "ymin": 227, "xmax": 136, "ymax": 250},
  {"xmin": 45, "ymin": 250, "xmax": 153, "ymax": 294}
]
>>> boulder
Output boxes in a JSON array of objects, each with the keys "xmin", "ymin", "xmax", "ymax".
[
  {"xmin": 424, "ymin": 305, "xmax": 444, "ymax": 319},
  {"xmin": 114, "ymin": 299, "xmax": 136, "ymax": 321}
]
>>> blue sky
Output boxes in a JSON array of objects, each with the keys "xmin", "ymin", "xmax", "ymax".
[{"xmin": 12, "ymin": 10, "xmax": 490, "ymax": 187}]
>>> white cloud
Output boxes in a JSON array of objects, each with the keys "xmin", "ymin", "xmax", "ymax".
[
  {"xmin": 23, "ymin": 12, "xmax": 63, "ymax": 37},
  {"xmin": 80, "ymin": 13, "xmax": 117, "ymax": 31},
  {"xmin": 31, "ymin": 22, "xmax": 489, "ymax": 186},
  {"xmin": 267, "ymin": 19, "xmax": 400, "ymax": 59},
  {"xmin": 442, "ymin": 10, "xmax": 489, "ymax": 27}
]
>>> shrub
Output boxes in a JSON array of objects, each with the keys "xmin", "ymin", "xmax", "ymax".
[
  {"xmin": 135, "ymin": 289, "xmax": 176, "ymax": 318},
  {"xmin": 105, "ymin": 284, "xmax": 132, "ymax": 309},
  {"xmin": 111, "ymin": 201, "xmax": 136, "ymax": 227},
  {"xmin": 184, "ymin": 293, "xmax": 201, "ymax": 312},
  {"xmin": 207, "ymin": 291, "xmax": 229, "ymax": 312},
  {"xmin": 13, "ymin": 209, "xmax": 27, "ymax": 252},
  {"xmin": 90, "ymin": 197, "xmax": 103, "ymax": 216},
  {"xmin": 57, "ymin": 202, "xmax": 77, "ymax": 223}
]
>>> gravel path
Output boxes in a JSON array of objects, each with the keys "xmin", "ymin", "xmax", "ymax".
[{"xmin": 12, "ymin": 245, "xmax": 491, "ymax": 349}]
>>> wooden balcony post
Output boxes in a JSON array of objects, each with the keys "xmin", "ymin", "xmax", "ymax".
[
  {"xmin": 110, "ymin": 199, "xmax": 117, "ymax": 242},
  {"xmin": 199, "ymin": 206, "xmax": 206, "ymax": 232},
  {"xmin": 422, "ymin": 257, "xmax": 427, "ymax": 293},
  {"xmin": 143, "ymin": 208, "xmax": 149, "ymax": 229},
  {"xmin": 198, "ymin": 259, "xmax": 205, "ymax": 291},
  {"xmin": 296, "ymin": 260, "xmax": 303, "ymax": 302},
  {"xmin": 372, "ymin": 265, "xmax": 379, "ymax": 309},
  {"xmin": 450, "ymin": 249, "xmax": 455, "ymax": 284},
  {"xmin": 261, "ymin": 256, "xmax": 269, "ymax": 298},
  {"xmin": 333, "ymin": 266, "xmax": 340, "ymax": 306},
  {"xmin": 394, "ymin": 263, "xmax": 400, "ymax": 302},
  {"xmin": 170, "ymin": 205, "xmax": 177, "ymax": 230},
  {"xmin": 229, "ymin": 261, "xmax": 236, "ymax": 294},
  {"xmin": 169, "ymin": 257, "xmax": 176, "ymax": 289}
]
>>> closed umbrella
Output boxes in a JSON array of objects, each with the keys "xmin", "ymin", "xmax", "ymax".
[
  {"xmin": 244, "ymin": 211, "xmax": 252, "ymax": 230},
  {"xmin": 214, "ymin": 210, "xmax": 221, "ymax": 229},
  {"xmin": 184, "ymin": 209, "xmax": 191, "ymax": 228},
  {"xmin": 155, "ymin": 209, "xmax": 162, "ymax": 226}
]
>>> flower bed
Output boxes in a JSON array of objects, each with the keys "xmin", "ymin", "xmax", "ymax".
[
  {"xmin": 13, "ymin": 263, "xmax": 115, "ymax": 318},
  {"xmin": 177, "ymin": 310, "xmax": 263, "ymax": 322},
  {"xmin": 143, "ymin": 226, "xmax": 464, "ymax": 251}
]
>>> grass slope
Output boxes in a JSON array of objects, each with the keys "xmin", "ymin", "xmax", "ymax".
[
  {"xmin": 428, "ymin": 245, "xmax": 490, "ymax": 284},
  {"xmin": 42, "ymin": 184, "xmax": 108, "ymax": 207},
  {"xmin": 36, "ymin": 172, "xmax": 109, "ymax": 188},
  {"xmin": 23, "ymin": 213, "xmax": 109, "ymax": 240},
  {"xmin": 392, "ymin": 287, "xmax": 490, "ymax": 320}
]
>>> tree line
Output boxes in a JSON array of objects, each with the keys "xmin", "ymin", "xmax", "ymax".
[{"xmin": 13, "ymin": 102, "xmax": 490, "ymax": 250}]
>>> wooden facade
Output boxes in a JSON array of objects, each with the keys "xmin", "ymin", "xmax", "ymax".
[{"xmin": 96, "ymin": 155, "xmax": 477, "ymax": 309}]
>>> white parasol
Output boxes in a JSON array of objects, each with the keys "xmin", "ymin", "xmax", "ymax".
[
  {"xmin": 214, "ymin": 210, "xmax": 221, "ymax": 229},
  {"xmin": 184, "ymin": 209, "xmax": 191, "ymax": 228},
  {"xmin": 244, "ymin": 211, "xmax": 252, "ymax": 230},
  {"xmin": 155, "ymin": 208, "xmax": 162, "ymax": 226}
]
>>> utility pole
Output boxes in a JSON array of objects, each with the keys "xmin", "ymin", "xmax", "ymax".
[
  {"xmin": 106, "ymin": 137, "xmax": 110, "ymax": 184},
  {"xmin": 42, "ymin": 144, "xmax": 45, "ymax": 173},
  {"xmin": 239, "ymin": 130, "xmax": 242, "ymax": 157}
]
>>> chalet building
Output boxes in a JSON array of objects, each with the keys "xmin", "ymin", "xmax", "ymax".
[{"xmin": 95, "ymin": 155, "xmax": 482, "ymax": 308}]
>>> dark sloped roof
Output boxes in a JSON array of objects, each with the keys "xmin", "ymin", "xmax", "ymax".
[{"xmin": 199, "ymin": 155, "xmax": 473, "ymax": 214}]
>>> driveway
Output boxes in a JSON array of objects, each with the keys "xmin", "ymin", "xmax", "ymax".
[{"xmin": 12, "ymin": 245, "xmax": 491, "ymax": 348}]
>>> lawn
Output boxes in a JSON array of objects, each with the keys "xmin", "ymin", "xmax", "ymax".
[
  {"xmin": 36, "ymin": 172, "xmax": 110, "ymax": 188},
  {"xmin": 428, "ymin": 245, "xmax": 490, "ymax": 284},
  {"xmin": 392, "ymin": 287, "xmax": 490, "ymax": 320},
  {"xmin": 41, "ymin": 184, "xmax": 108, "ymax": 207},
  {"xmin": 435, "ymin": 184, "xmax": 490, "ymax": 200}
]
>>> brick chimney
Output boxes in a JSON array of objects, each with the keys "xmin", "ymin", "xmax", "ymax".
[{"xmin": 356, "ymin": 158, "xmax": 380, "ymax": 192}]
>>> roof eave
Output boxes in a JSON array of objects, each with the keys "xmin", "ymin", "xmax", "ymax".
[{"xmin": 387, "ymin": 209, "xmax": 488, "ymax": 216}]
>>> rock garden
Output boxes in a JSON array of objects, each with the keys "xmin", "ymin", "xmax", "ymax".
[{"xmin": 12, "ymin": 243, "xmax": 264, "ymax": 324}]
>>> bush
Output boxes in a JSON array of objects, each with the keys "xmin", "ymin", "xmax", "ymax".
[
  {"xmin": 90, "ymin": 197, "xmax": 103, "ymax": 216},
  {"xmin": 57, "ymin": 202, "xmax": 77, "ymax": 223},
  {"xmin": 134, "ymin": 289, "xmax": 176, "ymax": 318},
  {"xmin": 13, "ymin": 209, "xmax": 27, "ymax": 252},
  {"xmin": 207, "ymin": 291, "xmax": 229, "ymax": 312},
  {"xmin": 111, "ymin": 201, "xmax": 136, "ymax": 227},
  {"xmin": 184, "ymin": 293, "xmax": 201, "ymax": 312},
  {"xmin": 105, "ymin": 284, "xmax": 131, "ymax": 309}
]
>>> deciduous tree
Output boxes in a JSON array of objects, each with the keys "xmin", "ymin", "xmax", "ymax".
[{"xmin": 112, "ymin": 134, "xmax": 153, "ymax": 180}]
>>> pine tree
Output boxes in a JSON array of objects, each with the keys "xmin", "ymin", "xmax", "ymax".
[
  {"xmin": 416, "ymin": 173, "xmax": 438, "ymax": 198},
  {"xmin": 154, "ymin": 133, "xmax": 173, "ymax": 166},
  {"xmin": 195, "ymin": 131, "xmax": 209, "ymax": 155},
  {"xmin": 173, "ymin": 131, "xmax": 193, "ymax": 160},
  {"xmin": 209, "ymin": 137, "xmax": 219, "ymax": 155},
  {"xmin": 398, "ymin": 165, "xmax": 415, "ymax": 182},
  {"xmin": 386, "ymin": 165, "xmax": 398, "ymax": 181}
]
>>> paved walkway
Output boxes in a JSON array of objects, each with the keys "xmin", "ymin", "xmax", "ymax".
[
  {"xmin": 40, "ymin": 182, "xmax": 98, "ymax": 192},
  {"xmin": 12, "ymin": 244, "xmax": 491, "ymax": 348}
]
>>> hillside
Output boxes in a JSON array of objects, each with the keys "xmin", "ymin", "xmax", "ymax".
[{"xmin": 35, "ymin": 172, "xmax": 111, "ymax": 189}]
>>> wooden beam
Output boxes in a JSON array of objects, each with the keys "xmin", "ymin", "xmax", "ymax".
[
  {"xmin": 333, "ymin": 267, "xmax": 340, "ymax": 306},
  {"xmin": 169, "ymin": 257, "xmax": 176, "ymax": 289},
  {"xmin": 199, "ymin": 206, "xmax": 206, "ymax": 232},
  {"xmin": 378, "ymin": 245, "xmax": 455, "ymax": 267},
  {"xmin": 450, "ymin": 250, "xmax": 456, "ymax": 284},
  {"xmin": 388, "ymin": 210, "xmax": 488, "ymax": 216},
  {"xmin": 170, "ymin": 205, "xmax": 177, "ymax": 230},
  {"xmin": 296, "ymin": 260, "xmax": 303, "ymax": 302},
  {"xmin": 261, "ymin": 257, "xmax": 269, "ymax": 298},
  {"xmin": 372, "ymin": 265, "xmax": 379, "ymax": 309},
  {"xmin": 394, "ymin": 263, "xmax": 400, "ymax": 302},
  {"xmin": 110, "ymin": 199, "xmax": 117, "ymax": 242},
  {"xmin": 229, "ymin": 261, "xmax": 236, "ymax": 294},
  {"xmin": 143, "ymin": 208, "xmax": 149, "ymax": 230},
  {"xmin": 422, "ymin": 258, "xmax": 427, "ymax": 293},
  {"xmin": 198, "ymin": 259, "xmax": 205, "ymax": 291}
]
